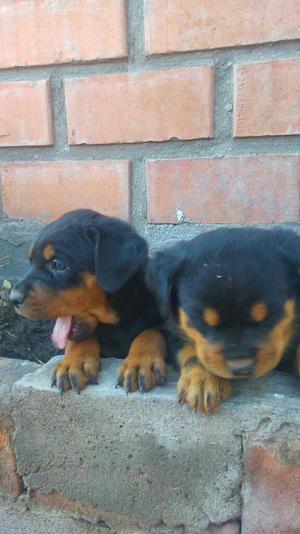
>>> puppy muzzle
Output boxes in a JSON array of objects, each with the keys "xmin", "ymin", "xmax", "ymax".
[{"xmin": 226, "ymin": 358, "xmax": 255, "ymax": 377}]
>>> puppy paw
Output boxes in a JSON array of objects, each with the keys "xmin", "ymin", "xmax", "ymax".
[
  {"xmin": 177, "ymin": 357, "xmax": 231, "ymax": 413},
  {"xmin": 51, "ymin": 338, "xmax": 100, "ymax": 395},
  {"xmin": 116, "ymin": 329, "xmax": 167, "ymax": 393}
]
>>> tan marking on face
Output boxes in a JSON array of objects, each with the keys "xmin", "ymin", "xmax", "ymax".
[
  {"xmin": 178, "ymin": 299, "xmax": 295, "ymax": 380},
  {"xmin": 203, "ymin": 307, "xmax": 220, "ymax": 327},
  {"xmin": 178, "ymin": 308, "xmax": 231, "ymax": 378},
  {"xmin": 250, "ymin": 301, "xmax": 268, "ymax": 322},
  {"xmin": 254, "ymin": 299, "xmax": 295, "ymax": 377},
  {"xmin": 43, "ymin": 244, "xmax": 55, "ymax": 261},
  {"xmin": 16, "ymin": 272, "xmax": 119, "ymax": 325}
]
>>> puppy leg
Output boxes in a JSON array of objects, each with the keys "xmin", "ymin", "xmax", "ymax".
[
  {"xmin": 52, "ymin": 336, "xmax": 100, "ymax": 394},
  {"xmin": 177, "ymin": 344, "xmax": 231, "ymax": 413},
  {"xmin": 117, "ymin": 329, "xmax": 167, "ymax": 393}
]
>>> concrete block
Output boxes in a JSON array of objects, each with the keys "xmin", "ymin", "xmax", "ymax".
[{"xmin": 10, "ymin": 357, "xmax": 300, "ymax": 532}]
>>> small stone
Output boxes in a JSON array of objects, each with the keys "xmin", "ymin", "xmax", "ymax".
[{"xmin": 176, "ymin": 209, "xmax": 185, "ymax": 223}]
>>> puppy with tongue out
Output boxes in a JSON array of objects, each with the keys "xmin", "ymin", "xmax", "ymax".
[
  {"xmin": 52, "ymin": 316, "xmax": 73, "ymax": 350},
  {"xmin": 10, "ymin": 209, "xmax": 167, "ymax": 394}
]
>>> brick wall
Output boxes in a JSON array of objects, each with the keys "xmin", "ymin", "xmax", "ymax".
[{"xmin": 0, "ymin": 0, "xmax": 300, "ymax": 279}]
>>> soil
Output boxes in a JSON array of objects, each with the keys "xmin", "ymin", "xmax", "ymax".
[{"xmin": 0, "ymin": 282, "xmax": 59, "ymax": 363}]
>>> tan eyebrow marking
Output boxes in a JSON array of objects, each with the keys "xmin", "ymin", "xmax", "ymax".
[
  {"xmin": 43, "ymin": 244, "xmax": 55, "ymax": 261},
  {"xmin": 250, "ymin": 301, "xmax": 268, "ymax": 322},
  {"xmin": 203, "ymin": 307, "xmax": 220, "ymax": 327}
]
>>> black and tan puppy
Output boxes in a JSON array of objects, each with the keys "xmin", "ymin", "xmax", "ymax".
[
  {"xmin": 147, "ymin": 227, "xmax": 300, "ymax": 413},
  {"xmin": 10, "ymin": 209, "xmax": 167, "ymax": 394}
]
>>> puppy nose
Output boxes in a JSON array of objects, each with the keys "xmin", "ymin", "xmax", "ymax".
[
  {"xmin": 227, "ymin": 358, "xmax": 254, "ymax": 376},
  {"xmin": 9, "ymin": 287, "xmax": 25, "ymax": 306}
]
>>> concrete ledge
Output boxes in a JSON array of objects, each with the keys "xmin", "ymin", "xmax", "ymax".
[{"xmin": 0, "ymin": 356, "xmax": 300, "ymax": 533}]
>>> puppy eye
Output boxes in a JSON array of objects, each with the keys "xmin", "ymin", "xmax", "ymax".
[{"xmin": 49, "ymin": 258, "xmax": 66, "ymax": 272}]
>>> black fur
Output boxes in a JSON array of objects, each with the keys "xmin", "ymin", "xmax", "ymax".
[
  {"xmin": 11, "ymin": 209, "xmax": 161, "ymax": 358},
  {"xmin": 147, "ymin": 226, "xmax": 300, "ymax": 375}
]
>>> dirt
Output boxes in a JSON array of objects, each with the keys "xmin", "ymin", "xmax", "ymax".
[{"xmin": 0, "ymin": 282, "xmax": 59, "ymax": 363}]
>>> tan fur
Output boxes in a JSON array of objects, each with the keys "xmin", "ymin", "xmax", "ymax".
[
  {"xmin": 53, "ymin": 336, "xmax": 100, "ymax": 392},
  {"xmin": 250, "ymin": 301, "xmax": 268, "ymax": 322},
  {"xmin": 179, "ymin": 300, "xmax": 296, "ymax": 380},
  {"xmin": 203, "ymin": 307, "xmax": 220, "ymax": 326},
  {"xmin": 117, "ymin": 329, "xmax": 167, "ymax": 392},
  {"xmin": 177, "ymin": 343, "xmax": 231, "ymax": 413},
  {"xmin": 255, "ymin": 299, "xmax": 295, "ymax": 377},
  {"xmin": 43, "ymin": 244, "xmax": 55, "ymax": 261},
  {"xmin": 16, "ymin": 273, "xmax": 118, "ymax": 325},
  {"xmin": 178, "ymin": 308, "xmax": 232, "ymax": 378}
]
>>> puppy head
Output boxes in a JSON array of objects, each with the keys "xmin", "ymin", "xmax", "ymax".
[
  {"xmin": 147, "ymin": 227, "xmax": 300, "ymax": 379},
  {"xmin": 10, "ymin": 209, "xmax": 147, "ymax": 347}
]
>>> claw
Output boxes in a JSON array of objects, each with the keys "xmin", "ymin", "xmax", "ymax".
[
  {"xmin": 59, "ymin": 374, "xmax": 65, "ymax": 396},
  {"xmin": 69, "ymin": 374, "xmax": 81, "ymax": 395},
  {"xmin": 178, "ymin": 394, "xmax": 184, "ymax": 405},
  {"xmin": 205, "ymin": 392, "xmax": 212, "ymax": 411},
  {"xmin": 138, "ymin": 374, "xmax": 145, "ymax": 394},
  {"xmin": 88, "ymin": 374, "xmax": 99, "ymax": 385},
  {"xmin": 115, "ymin": 377, "xmax": 123, "ymax": 389},
  {"xmin": 159, "ymin": 375, "xmax": 166, "ymax": 386},
  {"xmin": 126, "ymin": 375, "xmax": 132, "ymax": 395},
  {"xmin": 51, "ymin": 375, "xmax": 56, "ymax": 388},
  {"xmin": 194, "ymin": 394, "xmax": 200, "ymax": 413},
  {"xmin": 154, "ymin": 367, "xmax": 166, "ymax": 386}
]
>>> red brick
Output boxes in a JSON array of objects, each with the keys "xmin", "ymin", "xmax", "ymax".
[
  {"xmin": 145, "ymin": 0, "xmax": 300, "ymax": 54},
  {"xmin": 0, "ymin": 423, "xmax": 24, "ymax": 497},
  {"xmin": 146, "ymin": 156, "xmax": 300, "ymax": 224},
  {"xmin": 32, "ymin": 490, "xmax": 143, "ymax": 531},
  {"xmin": 0, "ymin": 0, "xmax": 127, "ymax": 69},
  {"xmin": 65, "ymin": 67, "xmax": 214, "ymax": 144},
  {"xmin": 234, "ymin": 59, "xmax": 300, "ymax": 137},
  {"xmin": 243, "ymin": 446, "xmax": 300, "ymax": 533},
  {"xmin": 0, "ymin": 80, "xmax": 52, "ymax": 147},
  {"xmin": 1, "ymin": 161, "xmax": 130, "ymax": 221}
]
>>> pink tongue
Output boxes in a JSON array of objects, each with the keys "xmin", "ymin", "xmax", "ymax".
[{"xmin": 51, "ymin": 316, "xmax": 72, "ymax": 349}]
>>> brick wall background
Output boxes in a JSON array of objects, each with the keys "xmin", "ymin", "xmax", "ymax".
[{"xmin": 0, "ymin": 0, "xmax": 300, "ymax": 280}]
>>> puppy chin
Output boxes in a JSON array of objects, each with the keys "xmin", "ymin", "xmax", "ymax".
[
  {"xmin": 68, "ymin": 318, "xmax": 96, "ymax": 342},
  {"xmin": 204, "ymin": 366, "xmax": 234, "ymax": 380}
]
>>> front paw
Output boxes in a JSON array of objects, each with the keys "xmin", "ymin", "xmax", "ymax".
[
  {"xmin": 51, "ymin": 339, "xmax": 100, "ymax": 395},
  {"xmin": 177, "ymin": 358, "xmax": 231, "ymax": 413},
  {"xmin": 116, "ymin": 329, "xmax": 167, "ymax": 394},
  {"xmin": 117, "ymin": 354, "xmax": 167, "ymax": 394}
]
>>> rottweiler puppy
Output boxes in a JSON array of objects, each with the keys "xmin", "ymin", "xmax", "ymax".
[
  {"xmin": 10, "ymin": 209, "xmax": 167, "ymax": 394},
  {"xmin": 147, "ymin": 227, "xmax": 300, "ymax": 413}
]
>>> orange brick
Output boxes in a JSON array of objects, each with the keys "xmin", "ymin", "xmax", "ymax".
[
  {"xmin": 146, "ymin": 156, "xmax": 300, "ymax": 224},
  {"xmin": 0, "ymin": 80, "xmax": 52, "ymax": 147},
  {"xmin": 145, "ymin": 0, "xmax": 300, "ymax": 54},
  {"xmin": 1, "ymin": 161, "xmax": 130, "ymax": 221},
  {"xmin": 0, "ymin": 0, "xmax": 127, "ymax": 68},
  {"xmin": 243, "ymin": 446, "xmax": 300, "ymax": 533},
  {"xmin": 234, "ymin": 59, "xmax": 300, "ymax": 137},
  {"xmin": 65, "ymin": 67, "xmax": 214, "ymax": 144},
  {"xmin": 0, "ymin": 423, "xmax": 24, "ymax": 497}
]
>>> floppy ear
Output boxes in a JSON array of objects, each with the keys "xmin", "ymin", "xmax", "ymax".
[
  {"xmin": 90, "ymin": 220, "xmax": 148, "ymax": 293},
  {"xmin": 146, "ymin": 246, "xmax": 184, "ymax": 318}
]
